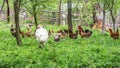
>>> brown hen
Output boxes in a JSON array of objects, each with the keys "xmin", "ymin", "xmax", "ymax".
[{"xmin": 109, "ymin": 28, "xmax": 119, "ymax": 39}]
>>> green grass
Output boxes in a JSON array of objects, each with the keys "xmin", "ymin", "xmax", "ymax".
[{"xmin": 0, "ymin": 22, "xmax": 120, "ymax": 68}]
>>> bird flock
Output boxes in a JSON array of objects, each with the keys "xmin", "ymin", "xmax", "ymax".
[{"xmin": 10, "ymin": 23, "xmax": 119, "ymax": 48}]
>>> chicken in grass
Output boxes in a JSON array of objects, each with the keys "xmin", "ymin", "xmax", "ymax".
[
  {"xmin": 58, "ymin": 29, "xmax": 67, "ymax": 38},
  {"xmin": 54, "ymin": 35, "xmax": 60, "ymax": 42},
  {"xmin": 25, "ymin": 27, "xmax": 32, "ymax": 37},
  {"xmin": 78, "ymin": 25, "xmax": 83, "ymax": 31},
  {"xmin": 48, "ymin": 30, "xmax": 54, "ymax": 36},
  {"xmin": 53, "ymin": 29, "xmax": 66, "ymax": 42},
  {"xmin": 10, "ymin": 24, "xmax": 25, "ymax": 38},
  {"xmin": 90, "ymin": 20, "xmax": 103, "ymax": 30},
  {"xmin": 64, "ymin": 29, "xmax": 73, "ymax": 34},
  {"xmin": 109, "ymin": 28, "xmax": 119, "ymax": 39},
  {"xmin": 20, "ymin": 27, "xmax": 34, "ymax": 38},
  {"xmin": 69, "ymin": 30, "xmax": 78, "ymax": 39},
  {"xmin": 78, "ymin": 25, "xmax": 92, "ymax": 38},
  {"xmin": 10, "ymin": 24, "xmax": 16, "ymax": 37},
  {"xmin": 79, "ymin": 29, "xmax": 92, "ymax": 38},
  {"xmin": 35, "ymin": 25, "xmax": 49, "ymax": 48},
  {"xmin": 20, "ymin": 30, "xmax": 25, "ymax": 38}
]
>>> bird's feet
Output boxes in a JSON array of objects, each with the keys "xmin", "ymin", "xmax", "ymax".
[
  {"xmin": 39, "ymin": 45, "xmax": 44, "ymax": 49},
  {"xmin": 39, "ymin": 45, "xmax": 43, "ymax": 49}
]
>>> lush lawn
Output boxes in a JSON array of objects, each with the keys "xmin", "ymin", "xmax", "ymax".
[{"xmin": 0, "ymin": 22, "xmax": 120, "ymax": 68}]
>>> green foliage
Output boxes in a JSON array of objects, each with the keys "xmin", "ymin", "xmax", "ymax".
[
  {"xmin": 0, "ymin": 22, "xmax": 120, "ymax": 68},
  {"xmin": 97, "ymin": 0, "xmax": 120, "ymax": 16},
  {"xmin": 0, "ymin": 0, "xmax": 13, "ymax": 9},
  {"xmin": 22, "ymin": 0, "xmax": 58, "ymax": 15}
]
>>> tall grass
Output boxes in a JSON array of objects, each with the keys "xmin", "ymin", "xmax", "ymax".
[{"xmin": 0, "ymin": 22, "xmax": 120, "ymax": 68}]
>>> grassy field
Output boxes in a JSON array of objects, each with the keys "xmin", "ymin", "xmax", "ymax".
[{"xmin": 0, "ymin": 22, "xmax": 120, "ymax": 68}]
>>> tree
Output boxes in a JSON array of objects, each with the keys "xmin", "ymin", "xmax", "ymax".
[
  {"xmin": 6, "ymin": 0, "xmax": 10, "ymax": 23},
  {"xmin": 0, "ymin": 0, "xmax": 10, "ymax": 23},
  {"xmin": 22, "ymin": 0, "xmax": 58, "ymax": 28},
  {"xmin": 67, "ymin": 0, "xmax": 73, "ymax": 31},
  {"xmin": 30, "ymin": 0, "xmax": 38, "ymax": 29},
  {"xmin": 58, "ymin": 0, "xmax": 62, "ymax": 25},
  {"xmin": 92, "ymin": 3, "xmax": 97, "ymax": 24},
  {"xmin": 13, "ymin": 0, "xmax": 22, "ymax": 46},
  {"xmin": 96, "ymin": 0, "xmax": 107, "ymax": 34},
  {"xmin": 105, "ymin": 0, "xmax": 120, "ymax": 31},
  {"xmin": 109, "ymin": 0, "xmax": 116, "ymax": 31},
  {"xmin": 0, "ymin": 0, "xmax": 5, "ymax": 13},
  {"xmin": 102, "ymin": 2, "xmax": 106, "ymax": 34}
]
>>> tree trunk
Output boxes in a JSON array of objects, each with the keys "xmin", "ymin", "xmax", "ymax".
[
  {"xmin": 58, "ymin": 0, "xmax": 62, "ymax": 25},
  {"xmin": 6, "ymin": 0, "xmax": 10, "ymax": 23},
  {"xmin": 0, "ymin": 0, "xmax": 5, "ymax": 13},
  {"xmin": 92, "ymin": 4, "xmax": 97, "ymax": 24},
  {"xmin": 19, "ymin": 0, "xmax": 22, "ymax": 9},
  {"xmin": 52, "ymin": 12, "xmax": 56, "ymax": 25},
  {"xmin": 102, "ymin": 3, "xmax": 106, "ymax": 34},
  {"xmin": 33, "ymin": 7, "xmax": 38, "ymax": 29},
  {"xmin": 14, "ymin": 0, "xmax": 22, "ymax": 46},
  {"xmin": 110, "ymin": 10, "xmax": 115, "ymax": 32},
  {"xmin": 32, "ymin": 0, "xmax": 38, "ymax": 29},
  {"xmin": 67, "ymin": 0, "xmax": 73, "ymax": 31},
  {"xmin": 110, "ymin": 0, "xmax": 115, "ymax": 32}
]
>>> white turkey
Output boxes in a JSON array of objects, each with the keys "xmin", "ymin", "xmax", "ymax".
[{"xmin": 35, "ymin": 25, "xmax": 49, "ymax": 48}]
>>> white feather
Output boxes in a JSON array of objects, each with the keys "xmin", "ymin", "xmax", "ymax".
[{"xmin": 35, "ymin": 27, "xmax": 49, "ymax": 44}]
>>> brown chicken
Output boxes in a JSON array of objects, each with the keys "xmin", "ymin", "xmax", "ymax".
[
  {"xmin": 25, "ymin": 27, "xmax": 32, "ymax": 37},
  {"xmin": 10, "ymin": 24, "xmax": 16, "ymax": 37},
  {"xmin": 20, "ymin": 31, "xmax": 25, "ymax": 38},
  {"xmin": 109, "ymin": 28, "xmax": 119, "ymax": 39},
  {"xmin": 69, "ymin": 30, "xmax": 78, "ymax": 39},
  {"xmin": 57, "ymin": 29, "xmax": 66, "ymax": 38},
  {"xmin": 78, "ymin": 25, "xmax": 83, "ymax": 35},
  {"xmin": 64, "ymin": 29, "xmax": 73, "ymax": 34},
  {"xmin": 91, "ymin": 20, "xmax": 108, "ymax": 32},
  {"xmin": 80, "ymin": 29, "xmax": 92, "ymax": 38},
  {"xmin": 78, "ymin": 25, "xmax": 83, "ymax": 31},
  {"xmin": 78, "ymin": 25, "xmax": 92, "ymax": 38},
  {"xmin": 57, "ymin": 30, "xmax": 63, "ymax": 33},
  {"xmin": 20, "ymin": 27, "xmax": 33, "ymax": 37},
  {"xmin": 48, "ymin": 30, "xmax": 54, "ymax": 36}
]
